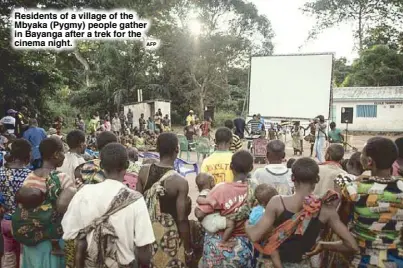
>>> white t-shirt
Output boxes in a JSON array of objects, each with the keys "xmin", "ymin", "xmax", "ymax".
[
  {"xmin": 0, "ymin": 116, "xmax": 16, "ymax": 134},
  {"xmin": 253, "ymin": 164, "xmax": 293, "ymax": 195},
  {"xmin": 57, "ymin": 152, "xmax": 85, "ymax": 187},
  {"xmin": 62, "ymin": 179, "xmax": 155, "ymax": 265}
]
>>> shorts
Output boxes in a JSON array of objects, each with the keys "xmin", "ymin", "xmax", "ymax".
[{"xmin": 201, "ymin": 213, "xmax": 227, "ymax": 234}]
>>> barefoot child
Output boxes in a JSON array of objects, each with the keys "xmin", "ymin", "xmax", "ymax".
[
  {"xmin": 195, "ymin": 173, "xmax": 235, "ymax": 242},
  {"xmin": 249, "ymin": 184, "xmax": 282, "ymax": 268}
]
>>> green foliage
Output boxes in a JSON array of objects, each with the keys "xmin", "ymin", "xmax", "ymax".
[
  {"xmin": 341, "ymin": 45, "xmax": 403, "ymax": 87},
  {"xmin": 333, "ymin": 58, "xmax": 352, "ymax": 87},
  {"xmin": 44, "ymin": 98, "xmax": 80, "ymax": 129},
  {"xmin": 302, "ymin": 0, "xmax": 403, "ymax": 51},
  {"xmin": 363, "ymin": 24, "xmax": 403, "ymax": 52},
  {"xmin": 213, "ymin": 110, "xmax": 237, "ymax": 128}
]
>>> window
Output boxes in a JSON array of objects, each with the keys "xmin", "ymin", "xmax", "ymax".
[{"xmin": 356, "ymin": 105, "xmax": 377, "ymax": 118}]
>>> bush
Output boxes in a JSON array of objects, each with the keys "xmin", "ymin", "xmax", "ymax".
[
  {"xmin": 213, "ymin": 110, "xmax": 237, "ymax": 128},
  {"xmin": 44, "ymin": 99, "xmax": 80, "ymax": 132}
]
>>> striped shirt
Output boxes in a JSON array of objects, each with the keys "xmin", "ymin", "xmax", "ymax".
[
  {"xmin": 248, "ymin": 119, "xmax": 261, "ymax": 133},
  {"xmin": 230, "ymin": 133, "xmax": 242, "ymax": 152}
]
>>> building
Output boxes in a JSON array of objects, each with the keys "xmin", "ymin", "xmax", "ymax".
[
  {"xmin": 123, "ymin": 99, "xmax": 171, "ymax": 128},
  {"xmin": 331, "ymin": 86, "xmax": 403, "ymax": 132}
]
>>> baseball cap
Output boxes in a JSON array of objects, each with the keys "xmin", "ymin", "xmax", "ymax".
[
  {"xmin": 7, "ymin": 109, "xmax": 17, "ymax": 114},
  {"xmin": 189, "ymin": 110, "xmax": 194, "ymax": 113}
]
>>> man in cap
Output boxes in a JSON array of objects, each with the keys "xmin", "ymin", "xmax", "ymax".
[
  {"xmin": 186, "ymin": 110, "xmax": 195, "ymax": 126},
  {"xmin": 0, "ymin": 109, "xmax": 17, "ymax": 135}
]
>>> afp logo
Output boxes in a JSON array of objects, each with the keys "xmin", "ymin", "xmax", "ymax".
[{"xmin": 144, "ymin": 39, "xmax": 160, "ymax": 50}]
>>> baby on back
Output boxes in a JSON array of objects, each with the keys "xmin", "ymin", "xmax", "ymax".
[
  {"xmin": 249, "ymin": 184, "xmax": 282, "ymax": 268},
  {"xmin": 195, "ymin": 173, "xmax": 235, "ymax": 242}
]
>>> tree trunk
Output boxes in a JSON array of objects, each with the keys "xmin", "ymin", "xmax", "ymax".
[
  {"xmin": 358, "ymin": 4, "xmax": 364, "ymax": 52},
  {"xmin": 199, "ymin": 88, "xmax": 204, "ymax": 120},
  {"xmin": 73, "ymin": 50, "xmax": 91, "ymax": 88}
]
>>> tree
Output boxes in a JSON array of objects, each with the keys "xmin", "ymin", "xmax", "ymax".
[
  {"xmin": 302, "ymin": 0, "xmax": 403, "ymax": 51},
  {"xmin": 159, "ymin": 0, "xmax": 274, "ymax": 117},
  {"xmin": 363, "ymin": 24, "xmax": 403, "ymax": 52},
  {"xmin": 333, "ymin": 57, "xmax": 352, "ymax": 86},
  {"xmin": 342, "ymin": 45, "xmax": 403, "ymax": 87}
]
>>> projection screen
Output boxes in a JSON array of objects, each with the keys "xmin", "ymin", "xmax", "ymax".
[{"xmin": 248, "ymin": 53, "xmax": 333, "ymax": 119}]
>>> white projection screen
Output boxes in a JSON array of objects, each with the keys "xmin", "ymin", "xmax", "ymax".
[{"xmin": 248, "ymin": 53, "xmax": 333, "ymax": 119}]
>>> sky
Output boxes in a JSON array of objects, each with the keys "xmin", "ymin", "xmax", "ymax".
[{"xmin": 250, "ymin": 0, "xmax": 358, "ymax": 61}]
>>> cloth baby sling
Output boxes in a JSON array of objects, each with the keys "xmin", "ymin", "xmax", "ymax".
[
  {"xmin": 76, "ymin": 187, "xmax": 142, "ymax": 268},
  {"xmin": 142, "ymin": 166, "xmax": 186, "ymax": 268},
  {"xmin": 12, "ymin": 171, "xmax": 64, "ymax": 246},
  {"xmin": 254, "ymin": 190, "xmax": 339, "ymax": 255}
]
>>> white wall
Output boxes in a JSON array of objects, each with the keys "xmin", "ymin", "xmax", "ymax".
[
  {"xmin": 123, "ymin": 101, "xmax": 171, "ymax": 128},
  {"xmin": 332, "ymin": 101, "xmax": 403, "ymax": 132}
]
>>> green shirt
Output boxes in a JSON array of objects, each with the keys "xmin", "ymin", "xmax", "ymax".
[{"xmin": 328, "ymin": 128, "xmax": 342, "ymax": 143}]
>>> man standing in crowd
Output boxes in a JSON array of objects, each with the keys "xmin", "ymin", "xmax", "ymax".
[
  {"xmin": 224, "ymin": 120, "xmax": 242, "ymax": 152},
  {"xmin": 139, "ymin": 113, "xmax": 146, "ymax": 133},
  {"xmin": 314, "ymin": 115, "xmax": 327, "ymax": 163},
  {"xmin": 253, "ymin": 140, "xmax": 293, "ymax": 195},
  {"xmin": 257, "ymin": 114, "xmax": 265, "ymax": 131},
  {"xmin": 119, "ymin": 111, "xmax": 126, "ymax": 133},
  {"xmin": 247, "ymin": 115, "xmax": 262, "ymax": 135},
  {"xmin": 201, "ymin": 127, "xmax": 234, "ymax": 184},
  {"xmin": 0, "ymin": 109, "xmax": 16, "ymax": 135},
  {"xmin": 62, "ymin": 143, "xmax": 155, "ymax": 267},
  {"xmin": 127, "ymin": 109, "xmax": 134, "ymax": 130},
  {"xmin": 137, "ymin": 133, "xmax": 192, "ymax": 267},
  {"xmin": 233, "ymin": 112, "xmax": 246, "ymax": 139},
  {"xmin": 328, "ymin": 122, "xmax": 344, "ymax": 144},
  {"xmin": 154, "ymin": 112, "xmax": 163, "ymax": 133},
  {"xmin": 186, "ymin": 110, "xmax": 195, "ymax": 126},
  {"xmin": 75, "ymin": 114, "xmax": 85, "ymax": 132},
  {"xmin": 88, "ymin": 114, "xmax": 100, "ymax": 134},
  {"xmin": 162, "ymin": 114, "xmax": 171, "ymax": 131},
  {"xmin": 200, "ymin": 117, "xmax": 212, "ymax": 139},
  {"xmin": 23, "ymin": 119, "xmax": 47, "ymax": 169},
  {"xmin": 112, "ymin": 113, "xmax": 121, "ymax": 135},
  {"xmin": 314, "ymin": 144, "xmax": 346, "ymax": 196}
]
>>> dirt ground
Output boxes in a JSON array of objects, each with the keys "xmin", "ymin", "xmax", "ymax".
[{"xmin": 181, "ymin": 134, "xmax": 402, "ymax": 219}]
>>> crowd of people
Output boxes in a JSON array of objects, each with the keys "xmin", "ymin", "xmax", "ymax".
[{"xmin": 0, "ymin": 106, "xmax": 402, "ymax": 268}]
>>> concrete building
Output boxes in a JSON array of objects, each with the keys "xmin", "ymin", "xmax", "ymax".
[
  {"xmin": 123, "ymin": 99, "xmax": 171, "ymax": 128},
  {"xmin": 331, "ymin": 86, "xmax": 403, "ymax": 132}
]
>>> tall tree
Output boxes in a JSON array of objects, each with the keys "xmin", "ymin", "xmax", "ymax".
[
  {"xmin": 159, "ymin": 0, "xmax": 274, "ymax": 117},
  {"xmin": 342, "ymin": 45, "xmax": 403, "ymax": 87},
  {"xmin": 363, "ymin": 23, "xmax": 403, "ymax": 52},
  {"xmin": 302, "ymin": 0, "xmax": 403, "ymax": 51}
]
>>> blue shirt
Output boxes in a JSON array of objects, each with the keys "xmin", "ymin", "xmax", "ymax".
[
  {"xmin": 258, "ymin": 118, "xmax": 265, "ymax": 130},
  {"xmin": 23, "ymin": 126, "xmax": 47, "ymax": 160},
  {"xmin": 249, "ymin": 205, "xmax": 265, "ymax": 225}
]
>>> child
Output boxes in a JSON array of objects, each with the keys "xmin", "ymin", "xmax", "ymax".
[
  {"xmin": 249, "ymin": 184, "xmax": 282, "ymax": 268},
  {"xmin": 195, "ymin": 173, "xmax": 235, "ymax": 242}
]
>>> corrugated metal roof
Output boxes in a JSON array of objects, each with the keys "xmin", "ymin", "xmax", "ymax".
[{"xmin": 333, "ymin": 86, "xmax": 403, "ymax": 101}]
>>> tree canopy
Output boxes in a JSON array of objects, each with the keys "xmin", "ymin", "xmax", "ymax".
[{"xmin": 0, "ymin": 0, "xmax": 274, "ymax": 124}]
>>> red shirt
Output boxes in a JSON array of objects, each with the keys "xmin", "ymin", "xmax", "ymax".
[
  {"xmin": 198, "ymin": 182, "xmax": 248, "ymax": 236},
  {"xmin": 200, "ymin": 121, "xmax": 211, "ymax": 137}
]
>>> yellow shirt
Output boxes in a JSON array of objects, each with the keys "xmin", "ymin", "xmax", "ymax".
[
  {"xmin": 201, "ymin": 151, "xmax": 234, "ymax": 184},
  {"xmin": 186, "ymin": 115, "xmax": 195, "ymax": 126}
]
